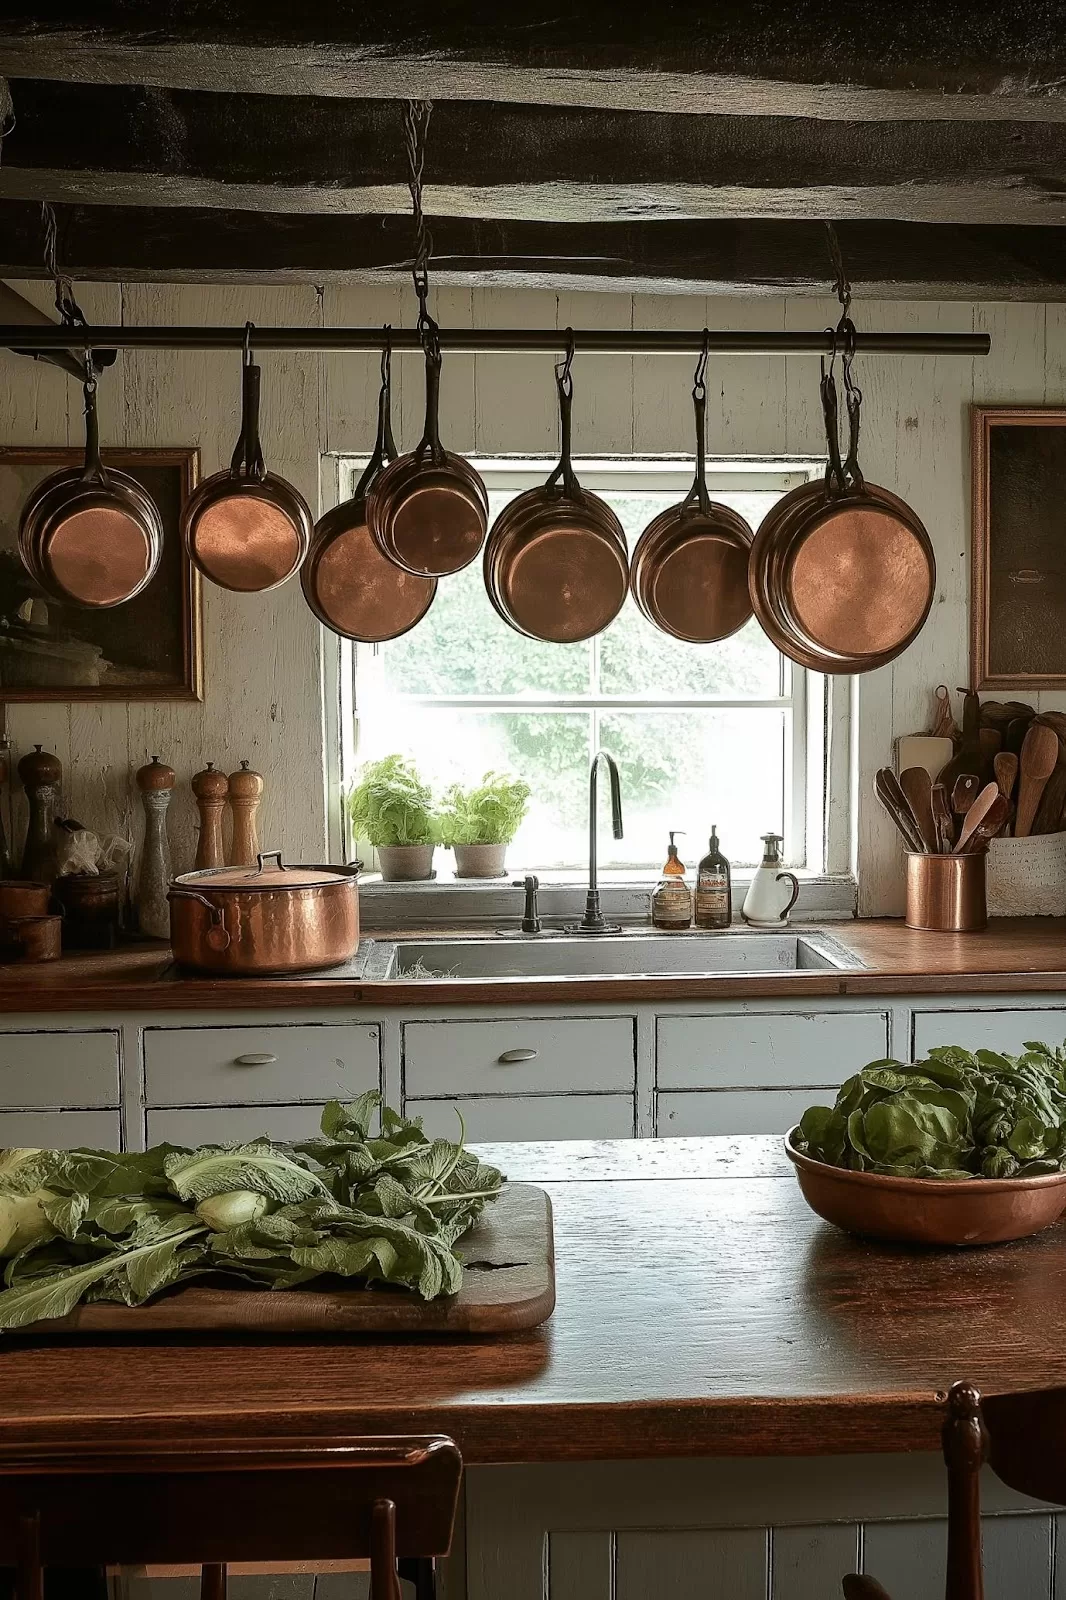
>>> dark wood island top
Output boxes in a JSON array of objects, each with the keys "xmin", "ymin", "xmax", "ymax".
[{"xmin": 2, "ymin": 1137, "xmax": 1065, "ymax": 1467}]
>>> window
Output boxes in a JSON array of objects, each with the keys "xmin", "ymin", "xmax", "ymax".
[{"xmin": 339, "ymin": 458, "xmax": 833, "ymax": 873}]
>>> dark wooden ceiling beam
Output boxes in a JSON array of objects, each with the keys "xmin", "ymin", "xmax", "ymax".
[
  {"xmin": 3, "ymin": 3, "xmax": 1066, "ymax": 118},
  {"xmin": 3, "ymin": 201, "xmax": 1066, "ymax": 299},
  {"xmin": 5, "ymin": 82, "xmax": 1066, "ymax": 226}
]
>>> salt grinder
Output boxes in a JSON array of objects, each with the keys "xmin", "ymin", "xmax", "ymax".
[
  {"xmin": 227, "ymin": 759, "xmax": 264, "ymax": 867},
  {"xmin": 135, "ymin": 755, "xmax": 175, "ymax": 939},
  {"xmin": 192, "ymin": 761, "xmax": 228, "ymax": 870},
  {"xmin": 18, "ymin": 744, "xmax": 62, "ymax": 884}
]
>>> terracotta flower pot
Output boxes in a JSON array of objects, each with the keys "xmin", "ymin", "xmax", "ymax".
[
  {"xmin": 376, "ymin": 844, "xmax": 436, "ymax": 882},
  {"xmin": 453, "ymin": 843, "xmax": 508, "ymax": 879}
]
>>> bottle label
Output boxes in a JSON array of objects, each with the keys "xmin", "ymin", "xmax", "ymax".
[{"xmin": 695, "ymin": 888, "xmax": 729, "ymax": 917}]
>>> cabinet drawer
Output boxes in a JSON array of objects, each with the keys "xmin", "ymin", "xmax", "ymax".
[
  {"xmin": 0, "ymin": 1029, "xmax": 119, "ymax": 1108},
  {"xmin": 656, "ymin": 1011, "xmax": 888, "ymax": 1091},
  {"xmin": 147, "ymin": 1103, "xmax": 332, "ymax": 1146},
  {"xmin": 144, "ymin": 1024, "xmax": 380, "ymax": 1106},
  {"xmin": 406, "ymin": 1093, "xmax": 634, "ymax": 1142},
  {"xmin": 657, "ymin": 1088, "xmax": 832, "ymax": 1137},
  {"xmin": 913, "ymin": 1009, "xmax": 1066, "ymax": 1060},
  {"xmin": 403, "ymin": 1017, "xmax": 635, "ymax": 1097},
  {"xmin": 0, "ymin": 1109, "xmax": 120, "ymax": 1148}
]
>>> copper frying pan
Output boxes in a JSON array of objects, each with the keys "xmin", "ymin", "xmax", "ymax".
[
  {"xmin": 366, "ymin": 328, "xmax": 488, "ymax": 578},
  {"xmin": 630, "ymin": 341, "xmax": 753, "ymax": 643},
  {"xmin": 180, "ymin": 325, "xmax": 313, "ymax": 593},
  {"xmin": 302, "ymin": 335, "xmax": 436, "ymax": 642},
  {"xmin": 18, "ymin": 362, "xmax": 163, "ymax": 609},
  {"xmin": 749, "ymin": 329, "xmax": 935, "ymax": 674},
  {"xmin": 483, "ymin": 338, "xmax": 629, "ymax": 643}
]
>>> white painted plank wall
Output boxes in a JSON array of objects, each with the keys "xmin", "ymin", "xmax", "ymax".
[{"xmin": 0, "ymin": 284, "xmax": 1056, "ymax": 912}]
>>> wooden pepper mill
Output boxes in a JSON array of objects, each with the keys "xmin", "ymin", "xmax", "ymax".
[
  {"xmin": 18, "ymin": 743, "xmax": 62, "ymax": 884},
  {"xmin": 135, "ymin": 755, "xmax": 175, "ymax": 939},
  {"xmin": 227, "ymin": 759, "xmax": 264, "ymax": 867},
  {"xmin": 191, "ymin": 762, "xmax": 228, "ymax": 870}
]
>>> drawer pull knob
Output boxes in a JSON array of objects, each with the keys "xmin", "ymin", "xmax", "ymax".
[
  {"xmin": 497, "ymin": 1048, "xmax": 538, "ymax": 1064},
  {"xmin": 232, "ymin": 1052, "xmax": 278, "ymax": 1067}
]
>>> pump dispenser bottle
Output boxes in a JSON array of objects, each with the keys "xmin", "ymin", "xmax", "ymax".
[
  {"xmin": 650, "ymin": 831, "xmax": 692, "ymax": 929},
  {"xmin": 694, "ymin": 826, "xmax": 731, "ymax": 930}
]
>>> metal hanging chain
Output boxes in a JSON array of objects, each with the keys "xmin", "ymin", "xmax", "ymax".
[
  {"xmin": 403, "ymin": 99, "xmax": 437, "ymax": 349},
  {"xmin": 824, "ymin": 222, "xmax": 852, "ymax": 325},
  {"xmin": 41, "ymin": 200, "xmax": 87, "ymax": 328}
]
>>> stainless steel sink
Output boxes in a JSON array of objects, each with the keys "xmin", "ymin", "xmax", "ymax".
[{"xmin": 372, "ymin": 930, "xmax": 864, "ymax": 980}]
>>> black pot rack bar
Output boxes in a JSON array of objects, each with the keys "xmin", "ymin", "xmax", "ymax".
[{"xmin": 0, "ymin": 326, "xmax": 989, "ymax": 357}]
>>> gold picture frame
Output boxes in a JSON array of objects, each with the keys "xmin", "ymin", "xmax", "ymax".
[{"xmin": 0, "ymin": 446, "xmax": 202, "ymax": 701}]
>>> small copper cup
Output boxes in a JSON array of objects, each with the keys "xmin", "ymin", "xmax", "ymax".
[
  {"xmin": 905, "ymin": 851, "xmax": 987, "ymax": 933},
  {"xmin": 1, "ymin": 913, "xmax": 63, "ymax": 962}
]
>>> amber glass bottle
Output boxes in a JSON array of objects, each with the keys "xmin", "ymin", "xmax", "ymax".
[
  {"xmin": 694, "ymin": 826, "xmax": 731, "ymax": 929},
  {"xmin": 650, "ymin": 831, "xmax": 692, "ymax": 929}
]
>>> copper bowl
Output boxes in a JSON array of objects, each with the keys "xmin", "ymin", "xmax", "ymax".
[{"xmin": 785, "ymin": 1129, "xmax": 1066, "ymax": 1246}]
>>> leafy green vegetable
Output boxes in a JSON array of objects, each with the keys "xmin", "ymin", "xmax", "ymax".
[
  {"xmin": 793, "ymin": 1038, "xmax": 1066, "ymax": 1179},
  {"xmin": 0, "ymin": 1097, "xmax": 503, "ymax": 1330},
  {"xmin": 438, "ymin": 771, "xmax": 531, "ymax": 846},
  {"xmin": 346, "ymin": 754, "xmax": 438, "ymax": 847}
]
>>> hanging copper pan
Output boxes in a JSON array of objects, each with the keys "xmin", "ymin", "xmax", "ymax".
[
  {"xmin": 18, "ymin": 364, "xmax": 163, "ymax": 609},
  {"xmin": 483, "ymin": 338, "xmax": 629, "ymax": 644},
  {"xmin": 180, "ymin": 325, "xmax": 313, "ymax": 593},
  {"xmin": 630, "ymin": 342, "xmax": 753, "ymax": 643},
  {"xmin": 748, "ymin": 331, "xmax": 935, "ymax": 674},
  {"xmin": 366, "ymin": 330, "xmax": 488, "ymax": 578},
  {"xmin": 302, "ymin": 335, "xmax": 436, "ymax": 642}
]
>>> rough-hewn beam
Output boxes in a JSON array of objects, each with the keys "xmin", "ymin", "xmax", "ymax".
[
  {"xmin": 6, "ymin": 82, "xmax": 1066, "ymax": 226},
  {"xmin": 3, "ymin": 201, "xmax": 1066, "ymax": 299},
  {"xmin": 3, "ymin": 3, "xmax": 1066, "ymax": 118}
]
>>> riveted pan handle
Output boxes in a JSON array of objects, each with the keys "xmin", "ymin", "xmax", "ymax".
[
  {"xmin": 79, "ymin": 365, "xmax": 110, "ymax": 489},
  {"xmin": 354, "ymin": 330, "xmax": 398, "ymax": 499},
  {"xmin": 680, "ymin": 331, "xmax": 713, "ymax": 518},
  {"xmin": 414, "ymin": 326, "xmax": 447, "ymax": 468},
  {"xmin": 230, "ymin": 323, "xmax": 266, "ymax": 482},
  {"xmin": 545, "ymin": 330, "xmax": 581, "ymax": 501},
  {"xmin": 167, "ymin": 887, "xmax": 231, "ymax": 951}
]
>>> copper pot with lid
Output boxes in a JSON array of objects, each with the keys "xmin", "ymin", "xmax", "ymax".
[
  {"xmin": 630, "ymin": 339, "xmax": 754, "ymax": 643},
  {"xmin": 302, "ymin": 334, "xmax": 436, "ymax": 642},
  {"xmin": 748, "ymin": 326, "xmax": 935, "ymax": 674},
  {"xmin": 483, "ymin": 337, "xmax": 629, "ymax": 643},
  {"xmin": 18, "ymin": 363, "xmax": 163, "ymax": 609},
  {"xmin": 366, "ymin": 328, "xmax": 488, "ymax": 578},
  {"xmin": 168, "ymin": 851, "xmax": 361, "ymax": 975},
  {"xmin": 180, "ymin": 325, "xmax": 313, "ymax": 593}
]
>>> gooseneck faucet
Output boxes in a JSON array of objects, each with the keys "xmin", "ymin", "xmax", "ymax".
[{"xmin": 570, "ymin": 749, "xmax": 624, "ymax": 934}]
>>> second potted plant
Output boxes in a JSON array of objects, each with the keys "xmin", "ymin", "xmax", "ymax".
[
  {"xmin": 347, "ymin": 754, "xmax": 439, "ymax": 881},
  {"xmin": 440, "ymin": 771, "xmax": 531, "ymax": 879}
]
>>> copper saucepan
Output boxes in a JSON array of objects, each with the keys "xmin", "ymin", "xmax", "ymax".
[
  {"xmin": 302, "ymin": 334, "xmax": 436, "ymax": 642},
  {"xmin": 19, "ymin": 364, "xmax": 163, "ymax": 609},
  {"xmin": 630, "ymin": 340, "xmax": 753, "ymax": 643},
  {"xmin": 748, "ymin": 326, "xmax": 935, "ymax": 674},
  {"xmin": 483, "ymin": 338, "xmax": 629, "ymax": 643},
  {"xmin": 168, "ymin": 851, "xmax": 361, "ymax": 975},
  {"xmin": 367, "ymin": 328, "xmax": 488, "ymax": 578},
  {"xmin": 181, "ymin": 325, "xmax": 313, "ymax": 593}
]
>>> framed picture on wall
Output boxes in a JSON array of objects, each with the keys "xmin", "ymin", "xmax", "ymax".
[
  {"xmin": 972, "ymin": 407, "xmax": 1066, "ymax": 690},
  {"xmin": 0, "ymin": 446, "xmax": 202, "ymax": 701}
]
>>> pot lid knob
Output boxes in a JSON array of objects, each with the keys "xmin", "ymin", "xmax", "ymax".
[{"xmin": 136, "ymin": 754, "xmax": 176, "ymax": 791}]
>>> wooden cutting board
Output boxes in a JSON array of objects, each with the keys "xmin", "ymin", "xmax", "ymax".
[{"xmin": 29, "ymin": 1183, "xmax": 555, "ymax": 1337}]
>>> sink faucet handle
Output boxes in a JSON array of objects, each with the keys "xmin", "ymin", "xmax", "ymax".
[{"xmin": 512, "ymin": 875, "xmax": 541, "ymax": 933}]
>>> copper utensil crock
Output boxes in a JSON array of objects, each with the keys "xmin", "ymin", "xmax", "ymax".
[
  {"xmin": 905, "ymin": 850, "xmax": 987, "ymax": 932},
  {"xmin": 631, "ymin": 339, "xmax": 753, "ymax": 643},
  {"xmin": 483, "ymin": 338, "xmax": 629, "ymax": 643},
  {"xmin": 303, "ymin": 336, "xmax": 436, "ymax": 642},
  {"xmin": 786, "ymin": 1131, "xmax": 1066, "ymax": 1246},
  {"xmin": 168, "ymin": 851, "xmax": 360, "ymax": 975},
  {"xmin": 181, "ymin": 326, "xmax": 312, "ymax": 593},
  {"xmin": 367, "ymin": 329, "xmax": 487, "ymax": 579},
  {"xmin": 18, "ymin": 366, "xmax": 163, "ymax": 609}
]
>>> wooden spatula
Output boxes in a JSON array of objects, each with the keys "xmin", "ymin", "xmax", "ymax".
[
  {"xmin": 1016, "ymin": 722, "xmax": 1059, "ymax": 838},
  {"xmin": 956, "ymin": 792, "xmax": 1010, "ymax": 854},
  {"xmin": 955, "ymin": 783, "xmax": 1003, "ymax": 852},
  {"xmin": 993, "ymin": 750, "xmax": 1018, "ymax": 799},
  {"xmin": 898, "ymin": 767, "xmax": 936, "ymax": 852},
  {"xmin": 950, "ymin": 773, "xmax": 981, "ymax": 821}
]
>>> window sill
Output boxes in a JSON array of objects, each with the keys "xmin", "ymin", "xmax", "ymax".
[{"xmin": 359, "ymin": 869, "xmax": 858, "ymax": 930}]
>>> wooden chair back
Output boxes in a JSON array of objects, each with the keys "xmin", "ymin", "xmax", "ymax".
[{"xmin": 0, "ymin": 1433, "xmax": 462, "ymax": 1600}]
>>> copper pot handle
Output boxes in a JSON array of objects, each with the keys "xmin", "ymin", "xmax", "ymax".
[
  {"xmin": 545, "ymin": 330, "xmax": 580, "ymax": 500},
  {"xmin": 79, "ymin": 366, "xmax": 110, "ymax": 489},
  {"xmin": 230, "ymin": 323, "xmax": 266, "ymax": 482},
  {"xmin": 353, "ymin": 331, "xmax": 398, "ymax": 499},
  {"xmin": 414, "ymin": 331, "xmax": 447, "ymax": 468},
  {"xmin": 167, "ymin": 887, "xmax": 231, "ymax": 951},
  {"xmin": 256, "ymin": 850, "xmax": 284, "ymax": 873},
  {"xmin": 680, "ymin": 332, "xmax": 713, "ymax": 518}
]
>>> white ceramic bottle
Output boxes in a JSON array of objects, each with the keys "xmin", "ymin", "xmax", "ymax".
[{"xmin": 741, "ymin": 832, "xmax": 800, "ymax": 928}]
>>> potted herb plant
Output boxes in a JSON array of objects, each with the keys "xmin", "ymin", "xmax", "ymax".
[
  {"xmin": 440, "ymin": 771, "xmax": 531, "ymax": 879},
  {"xmin": 347, "ymin": 754, "xmax": 439, "ymax": 882}
]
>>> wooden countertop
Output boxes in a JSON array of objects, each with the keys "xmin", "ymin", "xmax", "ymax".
[
  {"xmin": 4, "ymin": 919, "xmax": 1066, "ymax": 1009},
  {"xmin": 2, "ymin": 1136, "xmax": 1066, "ymax": 1466}
]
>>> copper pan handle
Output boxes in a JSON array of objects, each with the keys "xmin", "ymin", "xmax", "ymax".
[
  {"xmin": 167, "ymin": 887, "xmax": 231, "ymax": 951},
  {"xmin": 256, "ymin": 850, "xmax": 284, "ymax": 873},
  {"xmin": 545, "ymin": 330, "xmax": 580, "ymax": 500},
  {"xmin": 79, "ymin": 368, "xmax": 110, "ymax": 488},
  {"xmin": 680, "ymin": 333, "xmax": 712, "ymax": 518}
]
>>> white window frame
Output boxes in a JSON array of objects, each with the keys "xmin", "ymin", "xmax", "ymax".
[{"xmin": 322, "ymin": 454, "xmax": 853, "ymax": 904}]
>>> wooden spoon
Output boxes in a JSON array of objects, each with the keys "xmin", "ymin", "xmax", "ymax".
[
  {"xmin": 955, "ymin": 782, "xmax": 1003, "ymax": 852},
  {"xmin": 898, "ymin": 766, "xmax": 936, "ymax": 852},
  {"xmin": 950, "ymin": 773, "xmax": 981, "ymax": 822},
  {"xmin": 1015, "ymin": 722, "xmax": 1059, "ymax": 838},
  {"xmin": 930, "ymin": 781, "xmax": 955, "ymax": 855},
  {"xmin": 874, "ymin": 768, "xmax": 926, "ymax": 854},
  {"xmin": 956, "ymin": 792, "xmax": 1010, "ymax": 854},
  {"xmin": 993, "ymin": 750, "xmax": 1018, "ymax": 800}
]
